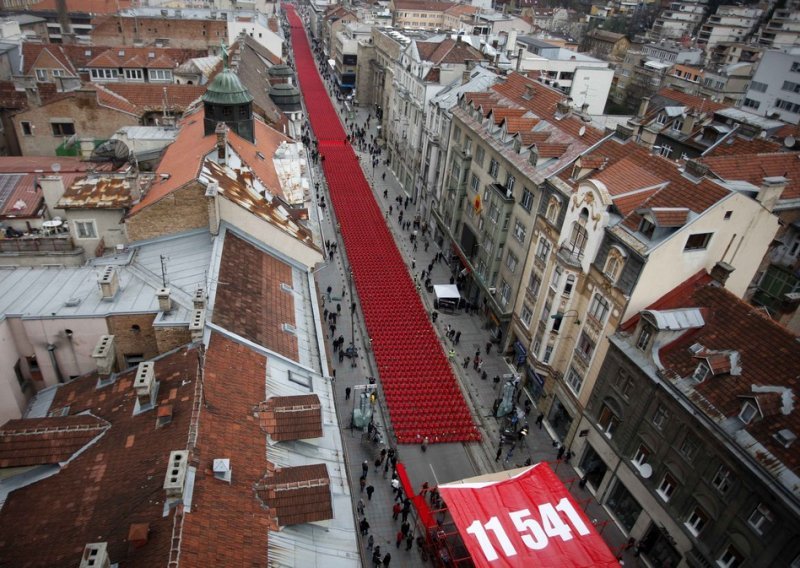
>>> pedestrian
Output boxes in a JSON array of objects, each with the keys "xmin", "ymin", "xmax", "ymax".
[
  {"xmin": 421, "ymin": 436, "xmax": 429, "ymax": 452},
  {"xmin": 411, "ymin": 258, "xmax": 416, "ymax": 270},
  {"xmin": 396, "ymin": 530, "xmax": 404, "ymax": 548},
  {"xmin": 524, "ymin": 400, "xmax": 532, "ymax": 416},
  {"xmin": 486, "ymin": 341, "xmax": 492, "ymax": 354},
  {"xmin": 337, "ymin": 303, "xmax": 341, "ymax": 313},
  {"xmin": 375, "ymin": 456, "xmax": 382, "ymax": 471},
  {"xmin": 406, "ymin": 534, "xmax": 414, "ymax": 551},
  {"xmin": 401, "ymin": 520, "xmax": 411, "ymax": 536},
  {"xmin": 393, "ymin": 501, "xmax": 402, "ymax": 520},
  {"xmin": 477, "ymin": 359, "xmax": 484, "ymax": 372},
  {"xmin": 360, "ymin": 477, "xmax": 366, "ymax": 492},
  {"xmin": 372, "ymin": 548, "xmax": 381, "ymax": 567},
  {"xmin": 557, "ymin": 445, "xmax": 565, "ymax": 461},
  {"xmin": 420, "ymin": 481, "xmax": 429, "ymax": 496},
  {"xmin": 495, "ymin": 446, "xmax": 502, "ymax": 462},
  {"xmin": 383, "ymin": 553, "xmax": 392, "ymax": 567},
  {"xmin": 345, "ymin": 387, "xmax": 351, "ymax": 400},
  {"xmin": 536, "ymin": 413, "xmax": 544, "ymax": 429},
  {"xmin": 463, "ymin": 356, "xmax": 469, "ymax": 369},
  {"xmin": 358, "ymin": 498, "xmax": 365, "ymax": 516},
  {"xmin": 366, "ymin": 484, "xmax": 375, "ymax": 500},
  {"xmin": 339, "ymin": 349, "xmax": 344, "ymax": 363},
  {"xmin": 455, "ymin": 331, "xmax": 461, "ymax": 344},
  {"xmin": 360, "ymin": 518, "xmax": 370, "ymax": 535},
  {"xmin": 473, "ymin": 355, "xmax": 480, "ymax": 370},
  {"xmin": 504, "ymin": 447, "xmax": 515, "ymax": 464}
]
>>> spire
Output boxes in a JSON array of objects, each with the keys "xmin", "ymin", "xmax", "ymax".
[{"xmin": 221, "ymin": 41, "xmax": 229, "ymax": 69}]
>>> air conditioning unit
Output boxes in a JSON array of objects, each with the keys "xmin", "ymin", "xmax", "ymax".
[{"xmin": 163, "ymin": 450, "xmax": 189, "ymax": 498}]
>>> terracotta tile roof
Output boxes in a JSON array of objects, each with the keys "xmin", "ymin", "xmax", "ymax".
[
  {"xmin": 0, "ymin": 156, "xmax": 101, "ymax": 173},
  {"xmin": 180, "ymin": 333, "xmax": 270, "ymax": 565},
  {"xmin": 653, "ymin": 283, "xmax": 800, "ymax": 477},
  {"xmin": 656, "ymin": 87, "xmax": 726, "ymax": 113},
  {"xmin": 649, "ymin": 207, "xmax": 689, "ymax": 228},
  {"xmin": 613, "ymin": 189, "xmax": 660, "ymax": 216},
  {"xmin": 702, "ymin": 136, "xmax": 782, "ymax": 157},
  {"xmin": 0, "ymin": 414, "xmax": 109, "ymax": 468},
  {"xmin": 60, "ymin": 45, "xmax": 207, "ymax": 70},
  {"xmin": 535, "ymin": 143, "xmax": 570, "ymax": 158},
  {"xmin": 593, "ymin": 156, "xmax": 665, "ymax": 196},
  {"xmin": 445, "ymin": 3, "xmax": 478, "ymax": 15},
  {"xmin": 503, "ymin": 117, "xmax": 539, "ymax": 133},
  {"xmin": 57, "ymin": 176, "xmax": 133, "ymax": 209},
  {"xmin": 257, "ymin": 395, "xmax": 323, "ymax": 441},
  {"xmin": 426, "ymin": 40, "xmax": 485, "ymax": 65},
  {"xmin": 488, "ymin": 107, "xmax": 527, "ymax": 125},
  {"xmin": 518, "ymin": 130, "xmax": 551, "ymax": 145},
  {"xmin": 213, "ymin": 233, "xmax": 300, "ymax": 360},
  {"xmin": 29, "ymin": 0, "xmax": 132, "ymax": 12},
  {"xmin": 0, "ymin": 346, "xmax": 199, "ymax": 567},
  {"xmin": 463, "ymin": 92, "xmax": 500, "ymax": 115},
  {"xmin": 393, "ymin": 0, "xmax": 456, "ymax": 11},
  {"xmin": 21, "ymin": 43, "xmax": 78, "ymax": 75},
  {"xmin": 0, "ymin": 81, "xmax": 27, "ymax": 110},
  {"xmin": 92, "ymin": 84, "xmax": 139, "ymax": 116},
  {"xmin": 424, "ymin": 66, "xmax": 440, "ymax": 82},
  {"xmin": 256, "ymin": 463, "xmax": 333, "ymax": 526},
  {"xmin": 102, "ymin": 83, "xmax": 206, "ymax": 112},
  {"xmin": 579, "ymin": 154, "xmax": 607, "ymax": 169},
  {"xmin": 700, "ymin": 152, "xmax": 800, "ymax": 201}
]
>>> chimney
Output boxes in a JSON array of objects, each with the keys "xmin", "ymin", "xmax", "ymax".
[
  {"xmin": 163, "ymin": 450, "xmax": 189, "ymax": 498},
  {"xmin": 684, "ymin": 159, "xmax": 710, "ymax": 179},
  {"xmin": 681, "ymin": 111, "xmax": 698, "ymax": 136},
  {"xmin": 91, "ymin": 335, "xmax": 116, "ymax": 376},
  {"xmin": 462, "ymin": 59, "xmax": 471, "ymax": 84},
  {"xmin": 79, "ymin": 138, "xmax": 95, "ymax": 159},
  {"xmin": 128, "ymin": 524, "xmax": 149, "ymax": 550},
  {"xmin": 133, "ymin": 361, "xmax": 156, "ymax": 407},
  {"xmin": 205, "ymin": 181, "xmax": 220, "ymax": 235},
  {"xmin": 516, "ymin": 47, "xmax": 523, "ymax": 71},
  {"xmin": 156, "ymin": 288, "xmax": 171, "ymax": 312},
  {"xmin": 98, "ymin": 266, "xmax": 120, "ymax": 300},
  {"xmin": 39, "ymin": 175, "xmax": 66, "ymax": 217},
  {"xmin": 637, "ymin": 96, "xmax": 651, "ymax": 120},
  {"xmin": 556, "ymin": 98, "xmax": 571, "ymax": 115},
  {"xmin": 215, "ymin": 122, "xmax": 228, "ymax": 165},
  {"xmin": 79, "ymin": 543, "xmax": 110, "ymax": 568},
  {"xmin": 757, "ymin": 176, "xmax": 786, "ymax": 212},
  {"xmin": 193, "ymin": 288, "xmax": 206, "ymax": 310},
  {"xmin": 710, "ymin": 261, "xmax": 734, "ymax": 286},
  {"xmin": 189, "ymin": 308, "xmax": 205, "ymax": 341}
]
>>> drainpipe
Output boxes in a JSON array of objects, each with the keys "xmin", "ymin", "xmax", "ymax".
[{"xmin": 47, "ymin": 343, "xmax": 65, "ymax": 383}]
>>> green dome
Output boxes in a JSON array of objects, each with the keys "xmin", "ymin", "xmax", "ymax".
[
  {"xmin": 268, "ymin": 64, "xmax": 293, "ymax": 78},
  {"xmin": 202, "ymin": 69, "xmax": 254, "ymax": 105}
]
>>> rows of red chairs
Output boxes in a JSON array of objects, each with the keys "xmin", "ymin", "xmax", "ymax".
[{"xmin": 286, "ymin": 6, "xmax": 480, "ymax": 444}]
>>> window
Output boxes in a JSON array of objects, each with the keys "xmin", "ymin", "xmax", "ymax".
[
  {"xmin": 793, "ymin": 62, "xmax": 800, "ymax": 73},
  {"xmin": 652, "ymin": 404, "xmax": 669, "ymax": 430},
  {"xmin": 550, "ymin": 264, "xmax": 562, "ymax": 289},
  {"xmin": 679, "ymin": 435, "xmax": 699, "ymax": 460},
  {"xmin": 724, "ymin": 210, "xmax": 732, "ymax": 220},
  {"xmin": 588, "ymin": 294, "xmax": 609, "ymax": 323},
  {"xmin": 692, "ymin": 363, "xmax": 709, "ymax": 382},
  {"xmin": 632, "ymin": 444, "xmax": 650, "ymax": 468},
  {"xmin": 506, "ymin": 174, "xmax": 515, "ymax": 192},
  {"xmin": 742, "ymin": 97, "xmax": 760, "ymax": 110},
  {"xmin": 656, "ymin": 472, "xmax": 677, "ymax": 501},
  {"xmin": 598, "ymin": 404, "xmax": 619, "ymax": 437},
  {"xmin": 636, "ymin": 325, "xmax": 652, "ymax": 351},
  {"xmin": 124, "ymin": 68, "xmax": 143, "ymax": 80},
  {"xmin": 749, "ymin": 80, "xmax": 768, "ymax": 92},
  {"xmin": 528, "ymin": 273, "xmax": 541, "ymax": 297},
  {"xmin": 545, "ymin": 196, "xmax": 560, "ymax": 223},
  {"xmin": 521, "ymin": 188, "xmax": 534, "ymax": 212},
  {"xmin": 521, "ymin": 304, "xmax": 532, "ymax": 327},
  {"xmin": 576, "ymin": 332, "xmax": 595, "ymax": 361},
  {"xmin": 639, "ymin": 218, "xmax": 656, "ymax": 239},
  {"xmin": 51, "ymin": 69, "xmax": 64, "ymax": 78},
  {"xmin": 505, "ymin": 251, "xmax": 518, "ymax": 273},
  {"xmin": 513, "ymin": 219, "xmax": 526, "ymax": 243},
  {"xmin": 90, "ymin": 68, "xmax": 118, "ymax": 80},
  {"xmin": 782, "ymin": 80, "xmax": 800, "ymax": 93},
  {"xmin": 148, "ymin": 69, "xmax": 173, "ymax": 81},
  {"xmin": 21, "ymin": 121, "xmax": 33, "ymax": 136},
  {"xmin": 35, "ymin": 68, "xmax": 48, "ymax": 82},
  {"xmin": 543, "ymin": 343, "xmax": 553, "ymax": 363},
  {"xmin": 563, "ymin": 274, "xmax": 575, "ymax": 296},
  {"xmin": 499, "ymin": 280, "xmax": 511, "ymax": 307},
  {"xmin": 470, "ymin": 173, "xmax": 479, "ymax": 191},
  {"xmin": 711, "ymin": 465, "xmax": 733, "ymax": 494},
  {"xmin": 621, "ymin": 376, "xmax": 634, "ymax": 399},
  {"xmin": 74, "ymin": 220, "xmax": 98, "ymax": 239},
  {"xmin": 776, "ymin": 98, "xmax": 800, "ymax": 113},
  {"xmin": 656, "ymin": 112, "xmax": 668, "ymax": 124},
  {"xmin": 51, "ymin": 122, "xmax": 75, "ymax": 136},
  {"xmin": 474, "ymin": 145, "xmax": 485, "ymax": 166},
  {"xmin": 566, "ymin": 367, "xmax": 583, "ymax": 395},
  {"xmin": 686, "ymin": 506, "xmax": 709, "ymax": 536},
  {"xmin": 685, "ymin": 232, "xmax": 712, "ymax": 251},
  {"xmin": 718, "ymin": 544, "xmax": 744, "ymax": 568},
  {"xmin": 535, "ymin": 238, "xmax": 551, "ymax": 261},
  {"xmin": 739, "ymin": 400, "xmax": 758, "ymax": 424},
  {"xmin": 604, "ymin": 247, "xmax": 625, "ymax": 282},
  {"xmin": 124, "ymin": 353, "xmax": 145, "ymax": 367},
  {"xmin": 657, "ymin": 144, "xmax": 673, "ymax": 158},
  {"xmin": 747, "ymin": 503, "xmax": 773, "ymax": 534},
  {"xmin": 488, "ymin": 158, "xmax": 499, "ymax": 178}
]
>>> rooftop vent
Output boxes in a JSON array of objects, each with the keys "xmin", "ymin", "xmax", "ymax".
[
  {"xmin": 189, "ymin": 309, "xmax": 205, "ymax": 341},
  {"xmin": 128, "ymin": 523, "xmax": 149, "ymax": 550},
  {"xmin": 157, "ymin": 404, "xmax": 173, "ymax": 428},
  {"xmin": 213, "ymin": 458, "xmax": 232, "ymax": 483},
  {"xmin": 774, "ymin": 429, "xmax": 797, "ymax": 448},
  {"xmin": 79, "ymin": 543, "xmax": 110, "ymax": 568},
  {"xmin": 156, "ymin": 287, "xmax": 171, "ymax": 312},
  {"xmin": 193, "ymin": 288, "xmax": 206, "ymax": 310},
  {"xmin": 163, "ymin": 450, "xmax": 189, "ymax": 498},
  {"xmin": 133, "ymin": 361, "xmax": 156, "ymax": 407},
  {"xmin": 98, "ymin": 266, "xmax": 119, "ymax": 300},
  {"xmin": 91, "ymin": 335, "xmax": 116, "ymax": 376}
]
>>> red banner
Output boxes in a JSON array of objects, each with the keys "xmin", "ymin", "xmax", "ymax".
[{"xmin": 438, "ymin": 464, "xmax": 620, "ymax": 568}]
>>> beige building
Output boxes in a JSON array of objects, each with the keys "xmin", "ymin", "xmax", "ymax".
[{"xmin": 390, "ymin": 0, "xmax": 456, "ymax": 30}]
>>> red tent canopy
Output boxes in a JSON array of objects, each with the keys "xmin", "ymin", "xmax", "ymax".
[{"xmin": 438, "ymin": 464, "xmax": 620, "ymax": 568}]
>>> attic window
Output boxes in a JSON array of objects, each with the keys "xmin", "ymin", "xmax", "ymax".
[
  {"xmin": 738, "ymin": 401, "xmax": 758, "ymax": 424},
  {"xmin": 774, "ymin": 429, "xmax": 796, "ymax": 448},
  {"xmin": 692, "ymin": 363, "xmax": 709, "ymax": 382},
  {"xmin": 118, "ymin": 50, "xmax": 125, "ymax": 57},
  {"xmin": 84, "ymin": 49, "xmax": 91, "ymax": 56},
  {"xmin": 513, "ymin": 138, "xmax": 522, "ymax": 153},
  {"xmin": 639, "ymin": 218, "xmax": 656, "ymax": 239}
]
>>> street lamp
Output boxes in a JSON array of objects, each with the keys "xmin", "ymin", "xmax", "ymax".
[{"xmin": 550, "ymin": 310, "xmax": 581, "ymax": 325}]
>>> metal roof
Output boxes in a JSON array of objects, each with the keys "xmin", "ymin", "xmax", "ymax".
[
  {"xmin": 202, "ymin": 68, "xmax": 254, "ymax": 105},
  {"xmin": 643, "ymin": 308, "xmax": 705, "ymax": 331}
]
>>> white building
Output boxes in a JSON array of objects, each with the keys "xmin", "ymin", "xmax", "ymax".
[
  {"xmin": 649, "ymin": 0, "xmax": 708, "ymax": 42},
  {"xmin": 697, "ymin": 5, "xmax": 763, "ymax": 54},
  {"xmin": 741, "ymin": 48, "xmax": 800, "ymax": 125}
]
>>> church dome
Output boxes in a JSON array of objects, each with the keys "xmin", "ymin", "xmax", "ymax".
[{"xmin": 202, "ymin": 69, "xmax": 254, "ymax": 105}]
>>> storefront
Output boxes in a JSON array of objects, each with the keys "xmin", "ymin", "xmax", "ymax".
[
  {"xmin": 605, "ymin": 480, "xmax": 643, "ymax": 533},
  {"xmin": 578, "ymin": 444, "xmax": 608, "ymax": 491},
  {"xmin": 639, "ymin": 523, "xmax": 681, "ymax": 567},
  {"xmin": 522, "ymin": 363, "xmax": 545, "ymax": 402},
  {"xmin": 547, "ymin": 395, "xmax": 573, "ymax": 442}
]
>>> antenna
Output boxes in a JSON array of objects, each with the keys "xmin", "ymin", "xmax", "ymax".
[{"xmin": 160, "ymin": 254, "xmax": 168, "ymax": 288}]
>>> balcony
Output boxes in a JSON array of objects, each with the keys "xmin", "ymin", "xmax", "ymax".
[
  {"xmin": 0, "ymin": 235, "xmax": 78, "ymax": 253},
  {"xmin": 556, "ymin": 244, "xmax": 584, "ymax": 268},
  {"xmin": 487, "ymin": 182, "xmax": 515, "ymax": 203}
]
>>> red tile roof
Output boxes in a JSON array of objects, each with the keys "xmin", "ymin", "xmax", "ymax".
[
  {"xmin": 0, "ymin": 81, "xmax": 27, "ymax": 110},
  {"xmin": 0, "ymin": 346, "xmax": 200, "ymax": 567},
  {"xmin": 702, "ymin": 135, "xmax": 782, "ymax": 157},
  {"xmin": 29, "ymin": 0, "xmax": 132, "ymax": 12},
  {"xmin": 58, "ymin": 176, "xmax": 133, "ymax": 209},
  {"xmin": 257, "ymin": 395, "xmax": 323, "ymax": 441},
  {"xmin": 101, "ymin": 83, "xmax": 206, "ymax": 112},
  {"xmin": 649, "ymin": 207, "xmax": 690, "ymax": 228},
  {"xmin": 256, "ymin": 463, "xmax": 333, "ymax": 526},
  {"xmin": 656, "ymin": 87, "xmax": 726, "ymax": 113},
  {"xmin": 21, "ymin": 43, "xmax": 78, "ymax": 75},
  {"xmin": 393, "ymin": 0, "xmax": 456, "ymax": 11},
  {"xmin": 0, "ymin": 156, "xmax": 104, "ymax": 173},
  {"xmin": 653, "ymin": 283, "xmax": 800, "ymax": 477},
  {"xmin": 0, "ymin": 173, "xmax": 85, "ymax": 218},
  {"xmin": 536, "ymin": 143, "xmax": 570, "ymax": 158},
  {"xmin": 0, "ymin": 414, "xmax": 109, "ymax": 468},
  {"xmin": 593, "ymin": 156, "xmax": 665, "ymax": 197},
  {"xmin": 489, "ymin": 107, "xmax": 527, "ymax": 125},
  {"xmin": 700, "ymin": 152, "xmax": 800, "ymax": 201},
  {"xmin": 180, "ymin": 333, "xmax": 271, "ymax": 565},
  {"xmin": 59, "ymin": 45, "xmax": 207, "ymax": 70},
  {"xmin": 213, "ymin": 233, "xmax": 300, "ymax": 360},
  {"xmin": 503, "ymin": 117, "xmax": 539, "ymax": 134}
]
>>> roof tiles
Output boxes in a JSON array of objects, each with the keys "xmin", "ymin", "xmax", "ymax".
[
  {"xmin": 0, "ymin": 414, "xmax": 109, "ymax": 468},
  {"xmin": 257, "ymin": 463, "xmax": 333, "ymax": 526},
  {"xmin": 257, "ymin": 395, "xmax": 323, "ymax": 441},
  {"xmin": 701, "ymin": 152, "xmax": 800, "ymax": 201}
]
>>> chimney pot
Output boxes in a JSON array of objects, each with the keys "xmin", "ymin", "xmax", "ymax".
[
  {"xmin": 710, "ymin": 261, "xmax": 735, "ymax": 286},
  {"xmin": 156, "ymin": 288, "xmax": 171, "ymax": 312},
  {"xmin": 98, "ymin": 267, "xmax": 120, "ymax": 300},
  {"xmin": 128, "ymin": 523, "xmax": 150, "ymax": 549},
  {"xmin": 91, "ymin": 334, "xmax": 116, "ymax": 376},
  {"xmin": 757, "ymin": 176, "xmax": 787, "ymax": 212}
]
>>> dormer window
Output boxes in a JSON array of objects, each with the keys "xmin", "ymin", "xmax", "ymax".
[
  {"xmin": 692, "ymin": 363, "xmax": 709, "ymax": 382},
  {"xmin": 738, "ymin": 400, "xmax": 758, "ymax": 424},
  {"xmin": 656, "ymin": 112, "xmax": 668, "ymax": 125},
  {"xmin": 636, "ymin": 325, "xmax": 652, "ymax": 351},
  {"xmin": 639, "ymin": 218, "xmax": 656, "ymax": 239},
  {"xmin": 514, "ymin": 138, "xmax": 522, "ymax": 153}
]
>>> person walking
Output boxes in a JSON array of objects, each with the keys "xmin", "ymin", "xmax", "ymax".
[
  {"xmin": 495, "ymin": 446, "xmax": 503, "ymax": 462},
  {"xmin": 362, "ymin": 459, "xmax": 369, "ymax": 478},
  {"xmin": 463, "ymin": 356, "xmax": 470, "ymax": 369},
  {"xmin": 536, "ymin": 413, "xmax": 544, "ymax": 429},
  {"xmin": 421, "ymin": 436, "xmax": 429, "ymax": 452},
  {"xmin": 396, "ymin": 530, "xmax": 404, "ymax": 548},
  {"xmin": 360, "ymin": 477, "xmax": 366, "ymax": 492},
  {"xmin": 401, "ymin": 520, "xmax": 411, "ymax": 537},
  {"xmin": 411, "ymin": 258, "xmax": 416, "ymax": 270},
  {"xmin": 393, "ymin": 501, "xmax": 402, "ymax": 520},
  {"xmin": 406, "ymin": 534, "xmax": 414, "ymax": 551},
  {"xmin": 454, "ymin": 331, "xmax": 461, "ymax": 344},
  {"xmin": 557, "ymin": 445, "xmax": 565, "ymax": 461},
  {"xmin": 391, "ymin": 477, "xmax": 401, "ymax": 497},
  {"xmin": 401, "ymin": 499, "xmax": 411, "ymax": 522},
  {"xmin": 486, "ymin": 341, "xmax": 493, "ymax": 354},
  {"xmin": 345, "ymin": 387, "xmax": 351, "ymax": 400},
  {"xmin": 360, "ymin": 518, "xmax": 370, "ymax": 535},
  {"xmin": 357, "ymin": 498, "xmax": 365, "ymax": 516},
  {"xmin": 372, "ymin": 547, "xmax": 381, "ymax": 567},
  {"xmin": 383, "ymin": 553, "xmax": 392, "ymax": 567},
  {"xmin": 366, "ymin": 484, "xmax": 375, "ymax": 500}
]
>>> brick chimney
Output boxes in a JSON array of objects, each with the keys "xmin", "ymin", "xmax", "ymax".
[
  {"xmin": 710, "ymin": 261, "xmax": 734, "ymax": 286},
  {"xmin": 215, "ymin": 122, "xmax": 228, "ymax": 165},
  {"xmin": 39, "ymin": 175, "xmax": 66, "ymax": 217},
  {"xmin": 637, "ymin": 96, "xmax": 651, "ymax": 120},
  {"xmin": 757, "ymin": 176, "xmax": 786, "ymax": 213}
]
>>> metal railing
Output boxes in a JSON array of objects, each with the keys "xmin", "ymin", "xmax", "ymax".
[{"xmin": 0, "ymin": 235, "xmax": 77, "ymax": 253}]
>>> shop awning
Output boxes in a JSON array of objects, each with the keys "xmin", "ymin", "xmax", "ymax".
[
  {"xmin": 438, "ymin": 464, "xmax": 620, "ymax": 568},
  {"xmin": 434, "ymin": 284, "xmax": 461, "ymax": 303}
]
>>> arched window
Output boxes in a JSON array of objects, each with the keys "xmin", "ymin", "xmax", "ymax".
[
  {"xmin": 604, "ymin": 246, "xmax": 627, "ymax": 283},
  {"xmin": 545, "ymin": 196, "xmax": 561, "ymax": 224},
  {"xmin": 565, "ymin": 221, "xmax": 588, "ymax": 257}
]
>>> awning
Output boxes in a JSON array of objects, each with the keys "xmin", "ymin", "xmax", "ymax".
[
  {"xmin": 514, "ymin": 340, "xmax": 527, "ymax": 365},
  {"xmin": 451, "ymin": 243, "xmax": 471, "ymax": 273},
  {"xmin": 438, "ymin": 464, "xmax": 620, "ymax": 568},
  {"xmin": 526, "ymin": 365, "xmax": 544, "ymax": 387},
  {"xmin": 434, "ymin": 284, "xmax": 461, "ymax": 303}
]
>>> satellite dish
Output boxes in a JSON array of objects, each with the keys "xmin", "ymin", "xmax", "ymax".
[
  {"xmin": 579, "ymin": 125, "xmax": 586, "ymax": 137},
  {"xmin": 784, "ymin": 136, "xmax": 796, "ymax": 148},
  {"xmin": 639, "ymin": 463, "xmax": 653, "ymax": 479},
  {"xmin": 51, "ymin": 162, "xmax": 61, "ymax": 173}
]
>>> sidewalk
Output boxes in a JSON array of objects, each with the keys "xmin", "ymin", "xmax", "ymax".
[{"xmin": 299, "ymin": 26, "xmax": 639, "ymax": 566}]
